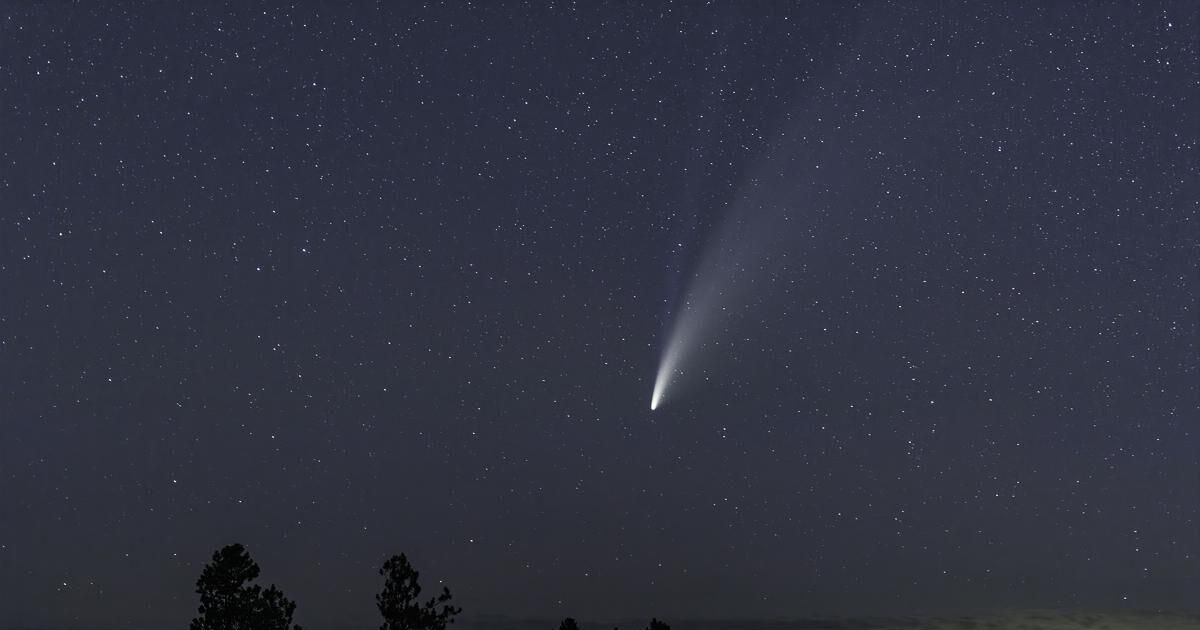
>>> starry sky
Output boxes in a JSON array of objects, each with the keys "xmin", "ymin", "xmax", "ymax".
[{"xmin": 1, "ymin": 2, "xmax": 1197, "ymax": 629}]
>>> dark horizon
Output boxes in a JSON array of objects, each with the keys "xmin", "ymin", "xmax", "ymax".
[
  {"xmin": 6, "ymin": 610, "xmax": 1200, "ymax": 630},
  {"xmin": 1, "ymin": 1, "xmax": 1197, "ymax": 629}
]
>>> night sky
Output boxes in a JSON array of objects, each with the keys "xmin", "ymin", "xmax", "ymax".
[{"xmin": 2, "ymin": 2, "xmax": 1198, "ymax": 629}]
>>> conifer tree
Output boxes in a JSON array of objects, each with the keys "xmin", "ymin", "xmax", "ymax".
[
  {"xmin": 190, "ymin": 543, "xmax": 300, "ymax": 630},
  {"xmin": 376, "ymin": 553, "xmax": 461, "ymax": 630}
]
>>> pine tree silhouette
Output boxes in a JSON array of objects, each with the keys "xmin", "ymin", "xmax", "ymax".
[
  {"xmin": 558, "ymin": 618, "xmax": 580, "ymax": 630},
  {"xmin": 645, "ymin": 618, "xmax": 670, "ymax": 630},
  {"xmin": 190, "ymin": 543, "xmax": 301, "ymax": 630},
  {"xmin": 376, "ymin": 553, "xmax": 461, "ymax": 630}
]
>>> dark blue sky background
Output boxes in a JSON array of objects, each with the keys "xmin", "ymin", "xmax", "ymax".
[{"xmin": 1, "ymin": 2, "xmax": 1197, "ymax": 629}]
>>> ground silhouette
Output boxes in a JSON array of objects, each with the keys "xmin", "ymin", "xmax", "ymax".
[{"xmin": 189, "ymin": 544, "xmax": 677, "ymax": 630}]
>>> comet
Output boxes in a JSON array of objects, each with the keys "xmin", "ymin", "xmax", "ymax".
[
  {"xmin": 650, "ymin": 331, "xmax": 693, "ymax": 411},
  {"xmin": 649, "ymin": 202, "xmax": 791, "ymax": 411},
  {"xmin": 648, "ymin": 111, "xmax": 826, "ymax": 410}
]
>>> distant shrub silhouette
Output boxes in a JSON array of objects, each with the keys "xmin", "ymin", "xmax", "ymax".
[
  {"xmin": 559, "ymin": 618, "xmax": 580, "ymax": 630},
  {"xmin": 190, "ymin": 543, "xmax": 301, "ymax": 630},
  {"xmin": 376, "ymin": 553, "xmax": 461, "ymax": 630},
  {"xmin": 645, "ymin": 619, "xmax": 669, "ymax": 630}
]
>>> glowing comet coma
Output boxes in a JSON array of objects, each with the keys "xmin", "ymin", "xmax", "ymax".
[{"xmin": 649, "ymin": 342, "xmax": 679, "ymax": 410}]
